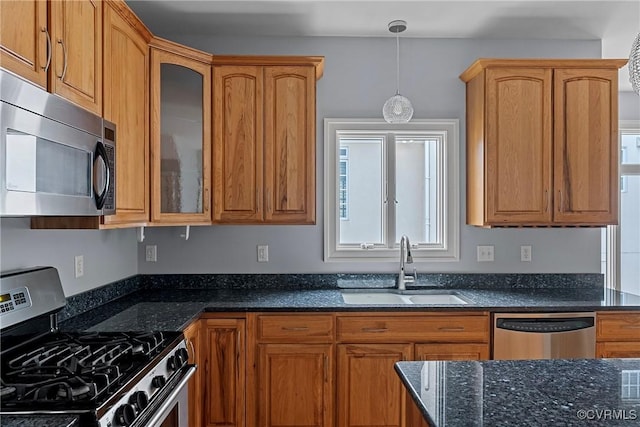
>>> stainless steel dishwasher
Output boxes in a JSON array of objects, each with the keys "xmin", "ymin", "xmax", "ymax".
[{"xmin": 493, "ymin": 312, "xmax": 596, "ymax": 360}]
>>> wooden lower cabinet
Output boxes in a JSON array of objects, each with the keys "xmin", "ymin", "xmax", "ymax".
[
  {"xmin": 596, "ymin": 342, "xmax": 640, "ymax": 358},
  {"xmin": 184, "ymin": 320, "xmax": 204, "ymax": 427},
  {"xmin": 192, "ymin": 312, "xmax": 489, "ymax": 427},
  {"xmin": 204, "ymin": 318, "xmax": 246, "ymax": 427},
  {"xmin": 257, "ymin": 344, "xmax": 334, "ymax": 427},
  {"xmin": 596, "ymin": 312, "xmax": 640, "ymax": 358},
  {"xmin": 415, "ymin": 343, "xmax": 489, "ymax": 361},
  {"xmin": 337, "ymin": 343, "xmax": 412, "ymax": 427}
]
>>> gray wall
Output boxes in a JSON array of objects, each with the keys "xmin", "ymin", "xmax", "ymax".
[
  {"xmin": 0, "ymin": 218, "xmax": 137, "ymax": 296},
  {"xmin": 620, "ymin": 91, "xmax": 640, "ymax": 120},
  {"xmin": 138, "ymin": 36, "xmax": 605, "ymax": 274}
]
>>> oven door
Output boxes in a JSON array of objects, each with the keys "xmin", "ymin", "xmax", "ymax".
[{"xmin": 132, "ymin": 365, "xmax": 196, "ymax": 427}]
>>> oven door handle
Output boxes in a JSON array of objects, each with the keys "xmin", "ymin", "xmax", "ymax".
[{"xmin": 134, "ymin": 365, "xmax": 196, "ymax": 427}]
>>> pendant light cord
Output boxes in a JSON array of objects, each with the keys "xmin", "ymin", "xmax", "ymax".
[{"xmin": 396, "ymin": 32, "xmax": 400, "ymax": 95}]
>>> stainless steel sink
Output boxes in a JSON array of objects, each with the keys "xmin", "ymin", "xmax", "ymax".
[{"xmin": 341, "ymin": 290, "xmax": 470, "ymax": 305}]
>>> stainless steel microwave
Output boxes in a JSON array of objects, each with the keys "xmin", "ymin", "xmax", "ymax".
[{"xmin": 0, "ymin": 69, "xmax": 116, "ymax": 216}]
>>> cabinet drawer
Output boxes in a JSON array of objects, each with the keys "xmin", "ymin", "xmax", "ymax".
[
  {"xmin": 256, "ymin": 314, "xmax": 334, "ymax": 342},
  {"xmin": 336, "ymin": 314, "xmax": 489, "ymax": 343},
  {"xmin": 596, "ymin": 312, "xmax": 640, "ymax": 341}
]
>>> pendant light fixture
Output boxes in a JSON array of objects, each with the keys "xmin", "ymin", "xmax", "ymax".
[
  {"xmin": 630, "ymin": 32, "xmax": 640, "ymax": 95},
  {"xmin": 383, "ymin": 20, "xmax": 414, "ymax": 123}
]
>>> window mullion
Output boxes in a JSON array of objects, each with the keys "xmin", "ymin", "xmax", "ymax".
[{"xmin": 386, "ymin": 133, "xmax": 397, "ymax": 249}]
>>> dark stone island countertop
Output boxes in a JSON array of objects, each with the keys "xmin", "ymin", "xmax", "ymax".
[
  {"xmin": 395, "ymin": 359, "xmax": 640, "ymax": 426},
  {"xmin": 0, "ymin": 415, "xmax": 78, "ymax": 427}
]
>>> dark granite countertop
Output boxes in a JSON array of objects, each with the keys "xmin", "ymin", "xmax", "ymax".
[
  {"xmin": 1, "ymin": 415, "xmax": 79, "ymax": 427},
  {"xmin": 395, "ymin": 359, "xmax": 640, "ymax": 426},
  {"xmin": 59, "ymin": 284, "xmax": 640, "ymax": 333}
]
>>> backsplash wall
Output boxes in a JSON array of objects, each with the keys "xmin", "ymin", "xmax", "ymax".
[
  {"xmin": 138, "ymin": 36, "xmax": 606, "ymax": 274},
  {"xmin": 0, "ymin": 218, "xmax": 138, "ymax": 296}
]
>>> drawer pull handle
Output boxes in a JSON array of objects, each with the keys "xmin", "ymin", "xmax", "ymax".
[
  {"xmin": 361, "ymin": 327, "xmax": 388, "ymax": 333},
  {"xmin": 282, "ymin": 326, "xmax": 309, "ymax": 331},
  {"xmin": 438, "ymin": 326, "xmax": 465, "ymax": 332},
  {"xmin": 621, "ymin": 325, "xmax": 640, "ymax": 329}
]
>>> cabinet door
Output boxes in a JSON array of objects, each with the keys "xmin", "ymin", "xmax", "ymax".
[
  {"xmin": 257, "ymin": 344, "xmax": 333, "ymax": 427},
  {"xmin": 50, "ymin": 0, "xmax": 102, "ymax": 115},
  {"xmin": 150, "ymin": 48, "xmax": 212, "ymax": 224},
  {"xmin": 205, "ymin": 319, "xmax": 245, "ymax": 427},
  {"xmin": 102, "ymin": 5, "xmax": 149, "ymax": 226},
  {"xmin": 0, "ymin": 0, "xmax": 48, "ymax": 87},
  {"xmin": 264, "ymin": 66, "xmax": 316, "ymax": 224},
  {"xmin": 337, "ymin": 343, "xmax": 412, "ymax": 427},
  {"xmin": 184, "ymin": 321, "xmax": 204, "ymax": 427},
  {"xmin": 553, "ymin": 68, "xmax": 619, "ymax": 224},
  {"xmin": 414, "ymin": 343, "xmax": 489, "ymax": 361},
  {"xmin": 485, "ymin": 68, "xmax": 553, "ymax": 224},
  {"xmin": 596, "ymin": 342, "xmax": 640, "ymax": 358},
  {"xmin": 213, "ymin": 66, "xmax": 264, "ymax": 223}
]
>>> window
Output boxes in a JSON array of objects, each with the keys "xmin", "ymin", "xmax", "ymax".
[
  {"xmin": 602, "ymin": 121, "xmax": 640, "ymax": 296},
  {"xmin": 324, "ymin": 119, "xmax": 459, "ymax": 261}
]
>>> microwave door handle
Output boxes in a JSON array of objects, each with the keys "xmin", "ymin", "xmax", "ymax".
[{"xmin": 93, "ymin": 141, "xmax": 110, "ymax": 210}]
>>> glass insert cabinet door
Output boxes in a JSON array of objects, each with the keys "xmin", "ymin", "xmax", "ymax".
[{"xmin": 150, "ymin": 46, "xmax": 211, "ymax": 224}]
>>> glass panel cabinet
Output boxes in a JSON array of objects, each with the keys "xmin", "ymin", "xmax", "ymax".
[{"xmin": 150, "ymin": 40, "xmax": 211, "ymax": 224}]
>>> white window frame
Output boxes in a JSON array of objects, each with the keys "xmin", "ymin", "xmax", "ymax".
[
  {"xmin": 603, "ymin": 120, "xmax": 640, "ymax": 290},
  {"xmin": 323, "ymin": 118, "xmax": 459, "ymax": 262}
]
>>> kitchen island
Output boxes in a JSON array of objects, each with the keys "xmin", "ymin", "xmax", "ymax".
[{"xmin": 395, "ymin": 358, "xmax": 640, "ymax": 426}]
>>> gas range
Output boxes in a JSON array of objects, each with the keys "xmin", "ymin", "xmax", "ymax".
[{"xmin": 0, "ymin": 267, "xmax": 195, "ymax": 427}]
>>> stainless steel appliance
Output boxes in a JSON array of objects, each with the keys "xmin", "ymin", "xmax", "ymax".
[
  {"xmin": 493, "ymin": 312, "xmax": 596, "ymax": 360},
  {"xmin": 0, "ymin": 69, "xmax": 116, "ymax": 217},
  {"xmin": 0, "ymin": 267, "xmax": 195, "ymax": 427}
]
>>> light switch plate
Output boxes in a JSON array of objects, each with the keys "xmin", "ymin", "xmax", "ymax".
[{"xmin": 145, "ymin": 245, "xmax": 157, "ymax": 262}]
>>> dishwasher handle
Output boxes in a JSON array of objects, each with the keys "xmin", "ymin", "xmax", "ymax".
[{"xmin": 496, "ymin": 317, "xmax": 594, "ymax": 333}]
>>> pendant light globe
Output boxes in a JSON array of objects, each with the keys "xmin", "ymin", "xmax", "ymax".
[
  {"xmin": 630, "ymin": 32, "xmax": 640, "ymax": 95},
  {"xmin": 383, "ymin": 20, "xmax": 413, "ymax": 123}
]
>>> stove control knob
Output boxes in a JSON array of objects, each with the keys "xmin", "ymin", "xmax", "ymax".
[
  {"xmin": 115, "ymin": 403, "xmax": 136, "ymax": 426},
  {"xmin": 167, "ymin": 355, "xmax": 177, "ymax": 371},
  {"xmin": 152, "ymin": 375, "xmax": 166, "ymax": 388},
  {"xmin": 130, "ymin": 390, "xmax": 149, "ymax": 412},
  {"xmin": 175, "ymin": 348, "xmax": 189, "ymax": 366}
]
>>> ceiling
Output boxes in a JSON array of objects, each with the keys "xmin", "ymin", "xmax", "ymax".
[{"xmin": 127, "ymin": 0, "xmax": 640, "ymax": 91}]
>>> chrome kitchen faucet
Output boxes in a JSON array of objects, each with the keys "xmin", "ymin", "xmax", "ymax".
[{"xmin": 397, "ymin": 235, "xmax": 416, "ymax": 290}]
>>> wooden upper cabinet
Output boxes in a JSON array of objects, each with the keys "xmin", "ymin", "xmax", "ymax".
[
  {"xmin": 461, "ymin": 59, "xmax": 626, "ymax": 227},
  {"xmin": 102, "ymin": 1, "xmax": 151, "ymax": 226},
  {"xmin": 150, "ymin": 38, "xmax": 212, "ymax": 225},
  {"xmin": 0, "ymin": 0, "xmax": 48, "ymax": 87},
  {"xmin": 0, "ymin": 0, "xmax": 101, "ymax": 114},
  {"xmin": 50, "ymin": 0, "xmax": 103, "ymax": 115},
  {"xmin": 264, "ymin": 66, "xmax": 316, "ymax": 223},
  {"xmin": 212, "ymin": 56, "xmax": 323, "ymax": 224},
  {"xmin": 213, "ymin": 65, "xmax": 264, "ymax": 222},
  {"xmin": 553, "ymin": 68, "xmax": 619, "ymax": 224},
  {"xmin": 485, "ymin": 68, "xmax": 553, "ymax": 224}
]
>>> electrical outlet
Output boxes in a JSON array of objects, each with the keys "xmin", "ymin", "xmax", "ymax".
[
  {"xmin": 74, "ymin": 255, "xmax": 84, "ymax": 278},
  {"xmin": 145, "ymin": 245, "xmax": 157, "ymax": 262},
  {"xmin": 257, "ymin": 245, "xmax": 269, "ymax": 262},
  {"xmin": 477, "ymin": 245, "xmax": 494, "ymax": 262},
  {"xmin": 521, "ymin": 245, "xmax": 532, "ymax": 262}
]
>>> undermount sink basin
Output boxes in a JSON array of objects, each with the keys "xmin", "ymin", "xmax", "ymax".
[{"xmin": 341, "ymin": 291, "xmax": 470, "ymax": 305}]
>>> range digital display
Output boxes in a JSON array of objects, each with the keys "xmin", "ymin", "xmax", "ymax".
[{"xmin": 0, "ymin": 293, "xmax": 11, "ymax": 303}]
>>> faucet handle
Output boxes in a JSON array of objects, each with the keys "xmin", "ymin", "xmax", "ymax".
[{"xmin": 412, "ymin": 267, "xmax": 418, "ymax": 281}]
